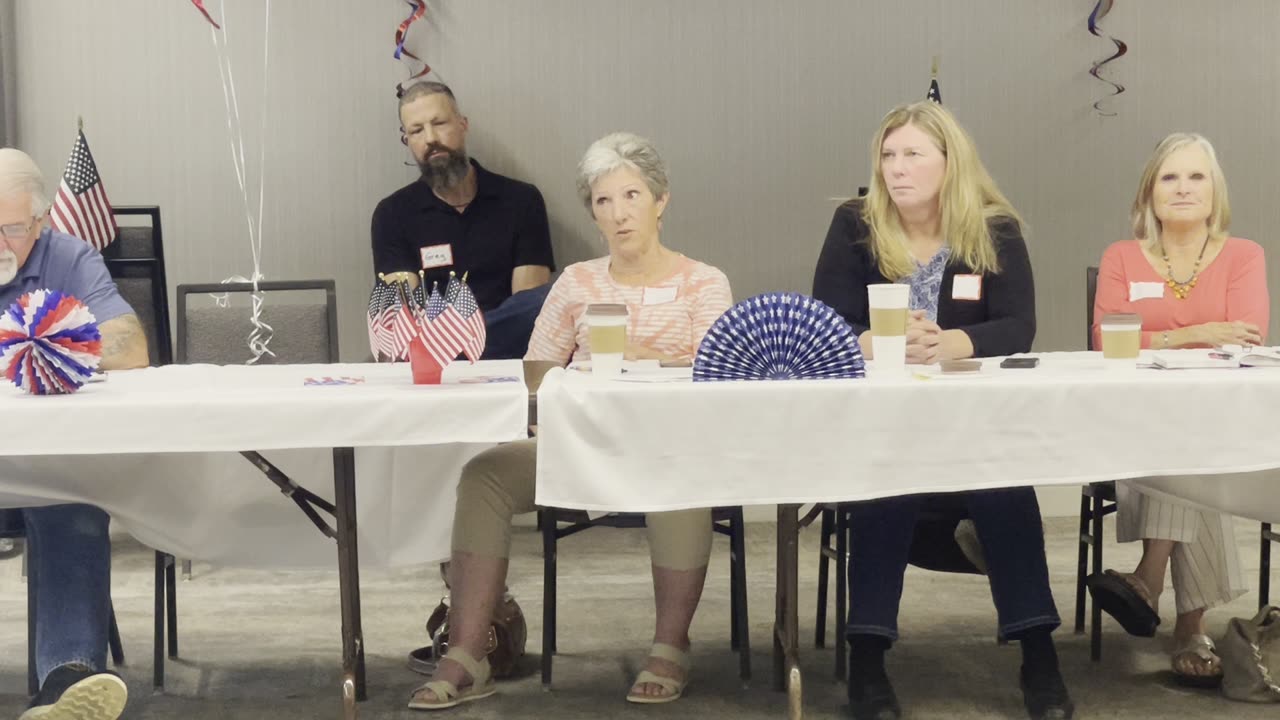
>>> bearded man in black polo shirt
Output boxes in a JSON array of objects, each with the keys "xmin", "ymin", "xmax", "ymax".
[{"xmin": 372, "ymin": 81, "xmax": 554, "ymax": 357}]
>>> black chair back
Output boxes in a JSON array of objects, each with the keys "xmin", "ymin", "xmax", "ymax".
[
  {"xmin": 104, "ymin": 206, "xmax": 173, "ymax": 365},
  {"xmin": 1086, "ymin": 266, "xmax": 1099, "ymax": 351},
  {"xmin": 175, "ymin": 280, "xmax": 339, "ymax": 364}
]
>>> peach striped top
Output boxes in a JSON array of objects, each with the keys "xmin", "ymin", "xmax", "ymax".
[{"xmin": 525, "ymin": 254, "xmax": 733, "ymax": 364}]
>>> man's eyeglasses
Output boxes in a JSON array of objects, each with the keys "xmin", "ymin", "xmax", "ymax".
[{"xmin": 0, "ymin": 218, "xmax": 37, "ymax": 241}]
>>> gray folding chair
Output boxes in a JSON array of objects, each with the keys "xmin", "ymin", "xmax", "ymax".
[{"xmin": 153, "ymin": 280, "xmax": 338, "ymax": 689}]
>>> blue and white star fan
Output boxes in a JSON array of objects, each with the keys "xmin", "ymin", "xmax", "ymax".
[{"xmin": 693, "ymin": 292, "xmax": 865, "ymax": 382}]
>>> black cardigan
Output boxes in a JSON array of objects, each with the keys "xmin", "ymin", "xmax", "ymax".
[{"xmin": 811, "ymin": 200, "xmax": 1036, "ymax": 357}]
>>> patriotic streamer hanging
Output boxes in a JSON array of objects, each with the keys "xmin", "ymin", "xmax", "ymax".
[
  {"xmin": 189, "ymin": 0, "xmax": 221, "ymax": 29},
  {"xmin": 1087, "ymin": 0, "xmax": 1127, "ymax": 116},
  {"xmin": 0, "ymin": 290, "xmax": 102, "ymax": 395},
  {"xmin": 394, "ymin": 0, "xmax": 432, "ymax": 97}
]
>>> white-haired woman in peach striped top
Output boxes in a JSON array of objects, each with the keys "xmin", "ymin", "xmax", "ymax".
[{"xmin": 409, "ymin": 132, "xmax": 731, "ymax": 711}]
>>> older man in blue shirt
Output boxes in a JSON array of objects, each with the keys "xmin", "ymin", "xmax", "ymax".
[{"xmin": 0, "ymin": 148, "xmax": 148, "ymax": 720}]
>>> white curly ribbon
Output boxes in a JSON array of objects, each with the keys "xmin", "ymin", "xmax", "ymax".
[{"xmin": 208, "ymin": 0, "xmax": 274, "ymax": 363}]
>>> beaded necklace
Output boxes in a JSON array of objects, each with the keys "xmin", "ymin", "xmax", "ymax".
[{"xmin": 1159, "ymin": 234, "xmax": 1210, "ymax": 300}]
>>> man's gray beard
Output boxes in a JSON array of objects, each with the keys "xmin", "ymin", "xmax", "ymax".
[
  {"xmin": 0, "ymin": 250, "xmax": 17, "ymax": 285},
  {"xmin": 418, "ymin": 150, "xmax": 471, "ymax": 194}
]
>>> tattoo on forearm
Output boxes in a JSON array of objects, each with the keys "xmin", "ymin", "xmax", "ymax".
[{"xmin": 99, "ymin": 315, "xmax": 149, "ymax": 368}]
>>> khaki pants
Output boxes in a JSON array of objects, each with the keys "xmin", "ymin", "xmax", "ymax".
[
  {"xmin": 452, "ymin": 438, "xmax": 713, "ymax": 570},
  {"xmin": 1117, "ymin": 482, "xmax": 1247, "ymax": 614}
]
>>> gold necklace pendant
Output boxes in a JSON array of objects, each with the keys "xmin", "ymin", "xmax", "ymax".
[{"xmin": 1165, "ymin": 277, "xmax": 1196, "ymax": 300}]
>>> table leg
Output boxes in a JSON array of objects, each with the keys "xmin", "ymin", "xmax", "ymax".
[
  {"xmin": 773, "ymin": 504, "xmax": 803, "ymax": 719},
  {"xmin": 333, "ymin": 447, "xmax": 367, "ymax": 706}
]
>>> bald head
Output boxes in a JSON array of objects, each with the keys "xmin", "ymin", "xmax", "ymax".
[{"xmin": 0, "ymin": 148, "xmax": 49, "ymax": 217}]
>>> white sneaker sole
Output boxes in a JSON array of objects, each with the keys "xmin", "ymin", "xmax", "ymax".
[{"xmin": 19, "ymin": 673, "xmax": 128, "ymax": 720}]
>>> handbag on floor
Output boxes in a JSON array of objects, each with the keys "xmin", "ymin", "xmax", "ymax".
[
  {"xmin": 1219, "ymin": 605, "xmax": 1280, "ymax": 702},
  {"xmin": 427, "ymin": 593, "xmax": 527, "ymax": 679}
]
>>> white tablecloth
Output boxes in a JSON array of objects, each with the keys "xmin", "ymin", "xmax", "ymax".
[
  {"xmin": 535, "ymin": 353, "xmax": 1280, "ymax": 521},
  {"xmin": 0, "ymin": 361, "xmax": 529, "ymax": 567}
]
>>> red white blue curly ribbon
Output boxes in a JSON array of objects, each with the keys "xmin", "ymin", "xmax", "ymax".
[
  {"xmin": 1087, "ymin": 0, "xmax": 1127, "ymax": 116},
  {"xmin": 0, "ymin": 290, "xmax": 102, "ymax": 395},
  {"xmin": 394, "ymin": 0, "xmax": 432, "ymax": 96},
  {"xmin": 190, "ymin": 0, "xmax": 221, "ymax": 29}
]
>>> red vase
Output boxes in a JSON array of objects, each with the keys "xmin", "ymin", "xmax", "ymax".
[{"xmin": 408, "ymin": 338, "xmax": 445, "ymax": 384}]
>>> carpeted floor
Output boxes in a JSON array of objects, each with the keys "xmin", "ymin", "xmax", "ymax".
[{"xmin": 1, "ymin": 516, "xmax": 1276, "ymax": 718}]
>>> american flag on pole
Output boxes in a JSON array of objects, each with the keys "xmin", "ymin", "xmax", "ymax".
[
  {"xmin": 450, "ymin": 280, "xmax": 486, "ymax": 362},
  {"xmin": 418, "ymin": 283, "xmax": 467, "ymax": 365},
  {"xmin": 386, "ymin": 283, "xmax": 419, "ymax": 359},
  {"xmin": 926, "ymin": 76, "xmax": 942, "ymax": 104},
  {"xmin": 366, "ymin": 279, "xmax": 399, "ymax": 360},
  {"xmin": 50, "ymin": 130, "xmax": 118, "ymax": 251}
]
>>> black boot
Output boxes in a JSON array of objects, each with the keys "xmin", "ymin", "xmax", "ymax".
[
  {"xmin": 847, "ymin": 635, "xmax": 900, "ymax": 720},
  {"xmin": 1017, "ymin": 630, "xmax": 1074, "ymax": 720}
]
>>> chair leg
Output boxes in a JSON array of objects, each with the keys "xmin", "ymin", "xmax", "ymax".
[
  {"xmin": 541, "ymin": 510, "xmax": 556, "ymax": 689},
  {"xmin": 834, "ymin": 507, "xmax": 849, "ymax": 683},
  {"xmin": 107, "ymin": 601, "xmax": 125, "ymax": 667},
  {"xmin": 154, "ymin": 551, "xmax": 165, "ymax": 691},
  {"xmin": 166, "ymin": 557, "xmax": 179, "ymax": 657},
  {"xmin": 729, "ymin": 507, "xmax": 751, "ymax": 683},
  {"xmin": 815, "ymin": 507, "xmax": 832, "ymax": 649},
  {"xmin": 27, "ymin": 548, "xmax": 38, "ymax": 696},
  {"xmin": 1074, "ymin": 491, "xmax": 1091, "ymax": 634},
  {"xmin": 1089, "ymin": 488, "xmax": 1105, "ymax": 662},
  {"xmin": 729, "ymin": 535, "xmax": 740, "ymax": 652},
  {"xmin": 1261, "ymin": 523, "xmax": 1272, "ymax": 609}
]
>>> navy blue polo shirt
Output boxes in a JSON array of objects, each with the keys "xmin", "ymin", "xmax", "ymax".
[
  {"xmin": 0, "ymin": 227, "xmax": 133, "ymax": 323},
  {"xmin": 370, "ymin": 160, "xmax": 555, "ymax": 311}
]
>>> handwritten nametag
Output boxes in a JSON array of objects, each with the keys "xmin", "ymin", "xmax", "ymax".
[
  {"xmin": 1129, "ymin": 281, "xmax": 1165, "ymax": 302},
  {"xmin": 642, "ymin": 286, "xmax": 678, "ymax": 306},
  {"xmin": 952, "ymin": 274, "xmax": 982, "ymax": 301},
  {"xmin": 419, "ymin": 244, "xmax": 454, "ymax": 270}
]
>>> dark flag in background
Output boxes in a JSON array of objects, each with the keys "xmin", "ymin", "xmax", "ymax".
[
  {"xmin": 927, "ymin": 77, "xmax": 941, "ymax": 104},
  {"xmin": 50, "ymin": 130, "xmax": 118, "ymax": 251}
]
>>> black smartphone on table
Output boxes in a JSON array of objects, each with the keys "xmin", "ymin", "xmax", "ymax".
[{"xmin": 999, "ymin": 357, "xmax": 1040, "ymax": 369}]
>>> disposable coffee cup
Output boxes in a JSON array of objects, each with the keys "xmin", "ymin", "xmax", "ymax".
[
  {"xmin": 586, "ymin": 303, "xmax": 628, "ymax": 377},
  {"xmin": 1100, "ymin": 313, "xmax": 1142, "ymax": 360},
  {"xmin": 867, "ymin": 283, "xmax": 910, "ymax": 370}
]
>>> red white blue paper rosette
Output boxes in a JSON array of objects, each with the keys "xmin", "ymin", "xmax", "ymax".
[
  {"xmin": 693, "ymin": 292, "xmax": 865, "ymax": 382},
  {"xmin": 0, "ymin": 290, "xmax": 102, "ymax": 395}
]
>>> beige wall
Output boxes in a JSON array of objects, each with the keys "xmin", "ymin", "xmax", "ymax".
[{"xmin": 11, "ymin": 1, "xmax": 1280, "ymax": 361}]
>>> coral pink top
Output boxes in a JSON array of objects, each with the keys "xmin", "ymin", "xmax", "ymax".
[
  {"xmin": 1092, "ymin": 237, "xmax": 1269, "ymax": 349},
  {"xmin": 526, "ymin": 254, "xmax": 732, "ymax": 364}
]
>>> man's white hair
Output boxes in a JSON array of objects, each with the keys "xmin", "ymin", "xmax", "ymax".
[{"xmin": 0, "ymin": 148, "xmax": 50, "ymax": 217}]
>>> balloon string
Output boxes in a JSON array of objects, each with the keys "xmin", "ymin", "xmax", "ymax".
[{"xmin": 207, "ymin": 0, "xmax": 274, "ymax": 363}]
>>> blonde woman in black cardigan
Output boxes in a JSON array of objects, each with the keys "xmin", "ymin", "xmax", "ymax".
[{"xmin": 813, "ymin": 101, "xmax": 1070, "ymax": 720}]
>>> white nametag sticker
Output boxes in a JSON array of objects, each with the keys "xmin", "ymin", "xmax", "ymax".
[
  {"xmin": 419, "ymin": 244, "xmax": 454, "ymax": 270},
  {"xmin": 1129, "ymin": 281, "xmax": 1165, "ymax": 302},
  {"xmin": 952, "ymin": 274, "xmax": 982, "ymax": 301},
  {"xmin": 642, "ymin": 286, "xmax": 678, "ymax": 306}
]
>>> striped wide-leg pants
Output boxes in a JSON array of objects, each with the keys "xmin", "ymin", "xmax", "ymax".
[{"xmin": 1116, "ymin": 481, "xmax": 1248, "ymax": 614}]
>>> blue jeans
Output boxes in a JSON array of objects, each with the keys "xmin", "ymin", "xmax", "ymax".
[
  {"xmin": 22, "ymin": 504, "xmax": 112, "ymax": 687},
  {"xmin": 481, "ymin": 284, "xmax": 552, "ymax": 360},
  {"xmin": 846, "ymin": 487, "xmax": 1060, "ymax": 642}
]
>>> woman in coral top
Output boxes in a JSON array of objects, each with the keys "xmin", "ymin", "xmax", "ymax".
[
  {"xmin": 408, "ymin": 132, "xmax": 731, "ymax": 711},
  {"xmin": 1088, "ymin": 132, "xmax": 1268, "ymax": 688}
]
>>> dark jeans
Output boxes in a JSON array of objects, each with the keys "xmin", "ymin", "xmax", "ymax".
[
  {"xmin": 22, "ymin": 504, "xmax": 112, "ymax": 686},
  {"xmin": 481, "ymin": 284, "xmax": 552, "ymax": 360},
  {"xmin": 846, "ymin": 487, "xmax": 1060, "ymax": 642}
]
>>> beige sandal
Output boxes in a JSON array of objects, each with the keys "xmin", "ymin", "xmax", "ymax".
[
  {"xmin": 407, "ymin": 647, "xmax": 496, "ymax": 710},
  {"xmin": 626, "ymin": 643, "xmax": 691, "ymax": 704},
  {"xmin": 1171, "ymin": 633, "xmax": 1223, "ymax": 689}
]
